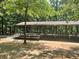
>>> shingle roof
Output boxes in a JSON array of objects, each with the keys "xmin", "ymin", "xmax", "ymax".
[{"xmin": 16, "ymin": 21, "xmax": 79, "ymax": 26}]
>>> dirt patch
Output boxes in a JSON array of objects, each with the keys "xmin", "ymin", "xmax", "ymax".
[
  {"xmin": 0, "ymin": 38, "xmax": 14, "ymax": 43},
  {"xmin": 38, "ymin": 40, "xmax": 79, "ymax": 50},
  {"xmin": 0, "ymin": 39, "xmax": 79, "ymax": 59}
]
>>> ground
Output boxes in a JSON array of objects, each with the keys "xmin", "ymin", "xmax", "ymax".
[
  {"xmin": 0, "ymin": 38, "xmax": 79, "ymax": 59},
  {"xmin": 1, "ymin": 38, "xmax": 79, "ymax": 50}
]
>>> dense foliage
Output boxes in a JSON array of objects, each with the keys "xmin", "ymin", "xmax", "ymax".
[{"xmin": 0, "ymin": 0, "xmax": 79, "ymax": 40}]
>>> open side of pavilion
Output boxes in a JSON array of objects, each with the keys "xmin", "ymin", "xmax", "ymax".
[{"xmin": 15, "ymin": 21, "xmax": 79, "ymax": 41}]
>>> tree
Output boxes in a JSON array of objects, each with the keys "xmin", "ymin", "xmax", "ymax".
[
  {"xmin": 0, "ymin": 1, "xmax": 6, "ymax": 35},
  {"xmin": 2, "ymin": 0, "xmax": 54, "ymax": 44},
  {"xmin": 59, "ymin": 0, "xmax": 79, "ymax": 21}
]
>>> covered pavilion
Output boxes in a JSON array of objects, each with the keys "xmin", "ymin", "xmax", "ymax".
[{"xmin": 15, "ymin": 21, "xmax": 79, "ymax": 40}]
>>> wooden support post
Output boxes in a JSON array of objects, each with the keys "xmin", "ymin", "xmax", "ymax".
[
  {"xmin": 65, "ymin": 25, "xmax": 68, "ymax": 39},
  {"xmin": 37, "ymin": 26, "xmax": 39, "ymax": 34},
  {"xmin": 76, "ymin": 25, "xmax": 78, "ymax": 37},
  {"xmin": 68, "ymin": 25, "xmax": 71, "ymax": 40},
  {"xmin": 56, "ymin": 26, "xmax": 57, "ymax": 35},
  {"xmin": 58, "ymin": 26, "xmax": 60, "ymax": 34},
  {"xmin": 72, "ymin": 26, "xmax": 74, "ymax": 35},
  {"xmin": 36, "ymin": 26, "xmax": 38, "ymax": 33},
  {"xmin": 70, "ymin": 26, "xmax": 72, "ymax": 34},
  {"xmin": 59, "ymin": 26, "xmax": 60, "ymax": 35},
  {"xmin": 10, "ymin": 26, "xmax": 11, "ymax": 35},
  {"xmin": 14, "ymin": 26, "xmax": 15, "ymax": 34},
  {"xmin": 53, "ymin": 26, "xmax": 55, "ymax": 34},
  {"xmin": 42, "ymin": 26, "xmax": 44, "ymax": 34},
  {"xmin": 52, "ymin": 26, "xmax": 54, "ymax": 34},
  {"xmin": 39, "ymin": 26, "xmax": 41, "ymax": 34},
  {"xmin": 30, "ymin": 26, "xmax": 31, "ymax": 33}
]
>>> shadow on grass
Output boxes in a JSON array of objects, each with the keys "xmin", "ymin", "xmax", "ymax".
[
  {"xmin": 0, "ymin": 42, "xmax": 46, "ymax": 59},
  {"xmin": 0, "ymin": 42, "xmax": 79, "ymax": 59}
]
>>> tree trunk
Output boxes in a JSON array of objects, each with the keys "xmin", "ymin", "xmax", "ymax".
[
  {"xmin": 23, "ymin": 3, "xmax": 28, "ymax": 44},
  {"xmin": 23, "ymin": 22, "xmax": 27, "ymax": 44},
  {"xmin": 1, "ymin": 16, "xmax": 4, "ymax": 35}
]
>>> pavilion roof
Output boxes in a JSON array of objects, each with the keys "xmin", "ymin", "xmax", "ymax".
[{"xmin": 16, "ymin": 21, "xmax": 79, "ymax": 26}]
